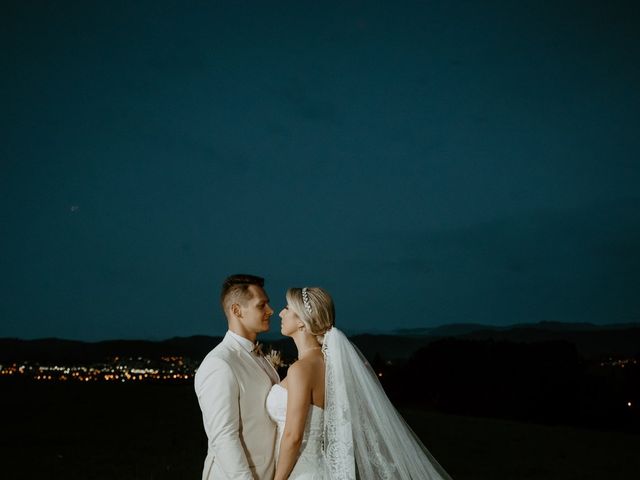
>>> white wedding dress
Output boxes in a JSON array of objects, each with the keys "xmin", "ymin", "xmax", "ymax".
[
  {"xmin": 266, "ymin": 328, "xmax": 453, "ymax": 479},
  {"xmin": 266, "ymin": 383, "xmax": 325, "ymax": 479}
]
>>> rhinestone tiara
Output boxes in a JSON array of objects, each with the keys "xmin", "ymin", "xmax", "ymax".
[{"xmin": 302, "ymin": 287, "xmax": 313, "ymax": 314}]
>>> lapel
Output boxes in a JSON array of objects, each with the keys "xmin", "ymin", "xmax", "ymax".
[
  {"xmin": 221, "ymin": 332, "xmax": 278, "ymax": 386},
  {"xmin": 263, "ymin": 356, "xmax": 280, "ymax": 385}
]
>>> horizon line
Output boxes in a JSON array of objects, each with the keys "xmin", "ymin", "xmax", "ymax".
[{"xmin": 2, "ymin": 320, "xmax": 640, "ymax": 343}]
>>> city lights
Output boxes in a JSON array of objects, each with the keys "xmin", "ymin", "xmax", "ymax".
[
  {"xmin": 599, "ymin": 357, "xmax": 638, "ymax": 368},
  {"xmin": 0, "ymin": 356, "xmax": 196, "ymax": 383}
]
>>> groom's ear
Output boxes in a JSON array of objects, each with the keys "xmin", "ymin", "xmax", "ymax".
[{"xmin": 231, "ymin": 303, "xmax": 242, "ymax": 319}]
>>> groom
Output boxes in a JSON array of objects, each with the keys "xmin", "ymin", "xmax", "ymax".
[{"xmin": 195, "ymin": 274, "xmax": 280, "ymax": 480}]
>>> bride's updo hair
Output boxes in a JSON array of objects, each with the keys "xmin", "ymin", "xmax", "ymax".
[{"xmin": 286, "ymin": 287, "xmax": 335, "ymax": 345}]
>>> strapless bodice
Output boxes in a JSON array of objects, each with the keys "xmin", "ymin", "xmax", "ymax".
[
  {"xmin": 266, "ymin": 383, "xmax": 325, "ymax": 478},
  {"xmin": 266, "ymin": 383, "xmax": 324, "ymax": 437}
]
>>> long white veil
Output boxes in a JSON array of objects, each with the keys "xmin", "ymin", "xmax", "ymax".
[{"xmin": 322, "ymin": 327, "xmax": 453, "ymax": 480}]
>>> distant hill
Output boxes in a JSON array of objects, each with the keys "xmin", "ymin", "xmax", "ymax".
[
  {"xmin": 394, "ymin": 323, "xmax": 500, "ymax": 337},
  {"xmin": 458, "ymin": 326, "xmax": 640, "ymax": 357},
  {"xmin": 394, "ymin": 321, "xmax": 640, "ymax": 337},
  {"xmin": 389, "ymin": 321, "xmax": 640, "ymax": 357},
  {"xmin": 0, "ymin": 336, "xmax": 223, "ymax": 364},
  {"xmin": 1, "ymin": 321, "xmax": 638, "ymax": 363}
]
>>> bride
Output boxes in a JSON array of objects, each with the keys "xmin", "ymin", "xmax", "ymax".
[{"xmin": 266, "ymin": 287, "xmax": 453, "ymax": 480}]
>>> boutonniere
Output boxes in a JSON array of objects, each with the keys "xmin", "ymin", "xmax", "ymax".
[{"xmin": 265, "ymin": 348, "xmax": 284, "ymax": 369}]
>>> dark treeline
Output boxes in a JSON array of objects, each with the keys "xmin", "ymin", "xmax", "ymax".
[{"xmin": 374, "ymin": 338, "xmax": 640, "ymax": 433}]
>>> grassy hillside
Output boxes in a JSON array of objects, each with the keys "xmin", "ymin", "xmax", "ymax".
[{"xmin": 1, "ymin": 381, "xmax": 638, "ymax": 479}]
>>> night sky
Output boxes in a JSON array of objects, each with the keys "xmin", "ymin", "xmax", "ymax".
[{"xmin": 2, "ymin": 1, "xmax": 639, "ymax": 341}]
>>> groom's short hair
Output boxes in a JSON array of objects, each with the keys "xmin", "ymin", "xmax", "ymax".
[{"xmin": 221, "ymin": 274, "xmax": 265, "ymax": 315}]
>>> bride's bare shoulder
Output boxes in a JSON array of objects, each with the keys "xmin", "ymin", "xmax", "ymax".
[{"xmin": 285, "ymin": 358, "xmax": 317, "ymax": 385}]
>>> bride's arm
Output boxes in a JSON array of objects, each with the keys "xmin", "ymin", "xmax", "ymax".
[{"xmin": 274, "ymin": 361, "xmax": 312, "ymax": 480}]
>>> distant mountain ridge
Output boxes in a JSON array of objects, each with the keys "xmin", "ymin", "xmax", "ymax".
[
  {"xmin": 0, "ymin": 336, "xmax": 224, "ymax": 364},
  {"xmin": 1, "ymin": 321, "xmax": 638, "ymax": 363},
  {"xmin": 391, "ymin": 321, "xmax": 640, "ymax": 358},
  {"xmin": 394, "ymin": 321, "xmax": 640, "ymax": 336}
]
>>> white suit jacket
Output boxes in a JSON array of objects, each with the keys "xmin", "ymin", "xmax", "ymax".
[{"xmin": 195, "ymin": 331, "xmax": 278, "ymax": 480}]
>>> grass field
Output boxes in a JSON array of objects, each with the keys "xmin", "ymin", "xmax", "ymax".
[{"xmin": 1, "ymin": 382, "xmax": 638, "ymax": 479}]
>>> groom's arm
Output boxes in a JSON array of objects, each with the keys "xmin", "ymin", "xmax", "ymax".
[{"xmin": 195, "ymin": 356, "xmax": 253, "ymax": 479}]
